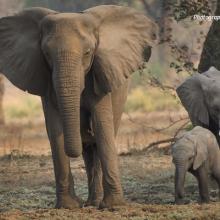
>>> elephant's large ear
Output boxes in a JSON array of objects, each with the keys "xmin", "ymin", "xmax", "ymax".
[
  {"xmin": 85, "ymin": 5, "xmax": 158, "ymax": 95},
  {"xmin": 176, "ymin": 74, "xmax": 210, "ymax": 127},
  {"xmin": 193, "ymin": 138, "xmax": 208, "ymax": 170},
  {"xmin": 0, "ymin": 7, "xmax": 57, "ymax": 96}
]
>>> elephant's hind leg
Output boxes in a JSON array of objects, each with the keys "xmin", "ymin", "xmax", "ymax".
[
  {"xmin": 42, "ymin": 96, "xmax": 82, "ymax": 209},
  {"xmin": 83, "ymin": 144, "xmax": 103, "ymax": 207},
  {"xmin": 192, "ymin": 165, "xmax": 210, "ymax": 203}
]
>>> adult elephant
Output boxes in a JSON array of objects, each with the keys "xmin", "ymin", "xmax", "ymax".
[
  {"xmin": 0, "ymin": 6, "xmax": 157, "ymax": 209},
  {"xmin": 176, "ymin": 67, "xmax": 220, "ymax": 144}
]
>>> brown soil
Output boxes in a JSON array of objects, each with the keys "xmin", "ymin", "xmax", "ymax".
[
  {"xmin": 0, "ymin": 112, "xmax": 220, "ymax": 220},
  {"xmin": 0, "ymin": 152, "xmax": 220, "ymax": 220}
]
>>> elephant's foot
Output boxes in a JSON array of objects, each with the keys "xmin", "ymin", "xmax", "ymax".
[
  {"xmin": 200, "ymin": 197, "xmax": 210, "ymax": 204},
  {"xmin": 55, "ymin": 194, "xmax": 82, "ymax": 209},
  {"xmin": 84, "ymin": 193, "xmax": 103, "ymax": 207},
  {"xmin": 99, "ymin": 194, "xmax": 126, "ymax": 209},
  {"xmin": 84, "ymin": 198, "xmax": 102, "ymax": 207},
  {"xmin": 175, "ymin": 198, "xmax": 190, "ymax": 205}
]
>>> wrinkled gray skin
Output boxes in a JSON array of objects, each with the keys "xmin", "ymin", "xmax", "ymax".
[
  {"xmin": 177, "ymin": 67, "xmax": 220, "ymax": 145},
  {"xmin": 172, "ymin": 126, "xmax": 220, "ymax": 204},
  {"xmin": 0, "ymin": 6, "xmax": 158, "ymax": 209}
]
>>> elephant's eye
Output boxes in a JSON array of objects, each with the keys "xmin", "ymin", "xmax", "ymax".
[
  {"xmin": 84, "ymin": 48, "xmax": 92, "ymax": 56},
  {"xmin": 189, "ymin": 156, "xmax": 194, "ymax": 160}
]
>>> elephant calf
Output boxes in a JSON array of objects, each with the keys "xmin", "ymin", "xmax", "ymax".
[{"xmin": 172, "ymin": 126, "xmax": 220, "ymax": 204}]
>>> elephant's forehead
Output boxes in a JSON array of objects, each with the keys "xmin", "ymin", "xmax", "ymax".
[
  {"xmin": 47, "ymin": 12, "xmax": 79, "ymax": 19},
  {"xmin": 172, "ymin": 137, "xmax": 195, "ymax": 153},
  {"xmin": 209, "ymin": 83, "xmax": 220, "ymax": 94},
  {"xmin": 43, "ymin": 13, "xmax": 93, "ymax": 29}
]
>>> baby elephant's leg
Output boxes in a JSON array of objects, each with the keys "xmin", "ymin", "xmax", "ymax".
[
  {"xmin": 210, "ymin": 168, "xmax": 220, "ymax": 200},
  {"xmin": 193, "ymin": 164, "xmax": 210, "ymax": 203}
]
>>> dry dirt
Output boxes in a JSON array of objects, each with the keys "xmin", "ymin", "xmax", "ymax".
[
  {"xmin": 0, "ymin": 151, "xmax": 220, "ymax": 220},
  {"xmin": 0, "ymin": 112, "xmax": 220, "ymax": 220}
]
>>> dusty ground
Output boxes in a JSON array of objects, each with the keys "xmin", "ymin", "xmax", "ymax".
[
  {"xmin": 0, "ymin": 151, "xmax": 220, "ymax": 220},
  {"xmin": 0, "ymin": 116, "xmax": 220, "ymax": 219},
  {"xmin": 0, "ymin": 82, "xmax": 219, "ymax": 219}
]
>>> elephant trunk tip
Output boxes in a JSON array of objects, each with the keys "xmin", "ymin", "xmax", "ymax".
[{"xmin": 64, "ymin": 137, "xmax": 82, "ymax": 157}]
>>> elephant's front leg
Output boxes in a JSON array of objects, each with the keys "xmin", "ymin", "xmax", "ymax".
[
  {"xmin": 83, "ymin": 144, "xmax": 103, "ymax": 207},
  {"xmin": 194, "ymin": 165, "xmax": 210, "ymax": 203},
  {"xmin": 92, "ymin": 94, "xmax": 125, "ymax": 208},
  {"xmin": 42, "ymin": 97, "xmax": 82, "ymax": 209}
]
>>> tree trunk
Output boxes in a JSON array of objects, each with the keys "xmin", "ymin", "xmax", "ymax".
[
  {"xmin": 198, "ymin": 0, "xmax": 220, "ymax": 72},
  {"xmin": 0, "ymin": 74, "xmax": 4, "ymax": 125}
]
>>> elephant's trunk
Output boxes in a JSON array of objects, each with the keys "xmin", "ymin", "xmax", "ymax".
[
  {"xmin": 175, "ymin": 161, "xmax": 186, "ymax": 203},
  {"xmin": 53, "ymin": 51, "xmax": 82, "ymax": 157}
]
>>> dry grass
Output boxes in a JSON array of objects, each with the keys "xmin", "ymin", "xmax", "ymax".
[
  {"xmin": 125, "ymin": 87, "xmax": 180, "ymax": 113},
  {"xmin": 3, "ymin": 79, "xmax": 43, "ymax": 124}
]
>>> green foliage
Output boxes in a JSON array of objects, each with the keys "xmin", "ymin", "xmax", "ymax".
[
  {"xmin": 5, "ymin": 96, "xmax": 42, "ymax": 120},
  {"xmin": 147, "ymin": 62, "xmax": 168, "ymax": 79},
  {"xmin": 185, "ymin": 123, "xmax": 193, "ymax": 131},
  {"xmin": 130, "ymin": 62, "xmax": 168, "ymax": 89},
  {"xmin": 172, "ymin": 0, "xmax": 212, "ymax": 21}
]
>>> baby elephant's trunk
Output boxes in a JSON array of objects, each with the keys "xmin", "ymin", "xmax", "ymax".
[{"xmin": 174, "ymin": 163, "xmax": 186, "ymax": 204}]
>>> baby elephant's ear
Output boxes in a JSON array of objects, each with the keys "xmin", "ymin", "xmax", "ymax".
[{"xmin": 193, "ymin": 139, "xmax": 208, "ymax": 170}]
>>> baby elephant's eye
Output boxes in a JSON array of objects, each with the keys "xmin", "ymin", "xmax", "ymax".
[
  {"xmin": 189, "ymin": 155, "xmax": 194, "ymax": 160},
  {"xmin": 84, "ymin": 48, "xmax": 92, "ymax": 56}
]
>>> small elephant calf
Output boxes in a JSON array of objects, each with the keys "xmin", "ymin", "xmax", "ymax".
[{"xmin": 172, "ymin": 126, "xmax": 220, "ymax": 204}]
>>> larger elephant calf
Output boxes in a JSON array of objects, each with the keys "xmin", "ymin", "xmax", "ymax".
[{"xmin": 0, "ymin": 5, "xmax": 158, "ymax": 209}]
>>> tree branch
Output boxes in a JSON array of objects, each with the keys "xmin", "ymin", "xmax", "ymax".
[{"xmin": 139, "ymin": 0, "xmax": 155, "ymax": 17}]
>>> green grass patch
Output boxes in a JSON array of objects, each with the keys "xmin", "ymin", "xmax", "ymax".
[{"xmin": 4, "ymin": 96, "xmax": 42, "ymax": 121}]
